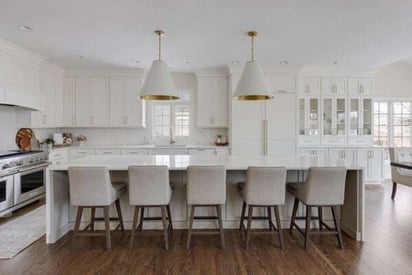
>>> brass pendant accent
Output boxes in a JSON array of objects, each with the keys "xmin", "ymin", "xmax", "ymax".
[
  {"xmin": 139, "ymin": 95, "xmax": 179, "ymax": 100},
  {"xmin": 233, "ymin": 95, "xmax": 273, "ymax": 101}
]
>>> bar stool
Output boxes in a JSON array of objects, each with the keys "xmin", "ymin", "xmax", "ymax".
[
  {"xmin": 238, "ymin": 167, "xmax": 287, "ymax": 249},
  {"xmin": 288, "ymin": 167, "xmax": 347, "ymax": 249},
  {"xmin": 186, "ymin": 166, "xmax": 226, "ymax": 249},
  {"xmin": 68, "ymin": 167, "xmax": 126, "ymax": 250},
  {"xmin": 128, "ymin": 166, "xmax": 173, "ymax": 250}
]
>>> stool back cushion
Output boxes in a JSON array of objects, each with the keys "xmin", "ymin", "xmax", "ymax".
[
  {"xmin": 68, "ymin": 167, "xmax": 116, "ymax": 206},
  {"xmin": 302, "ymin": 167, "xmax": 347, "ymax": 205},
  {"xmin": 128, "ymin": 166, "xmax": 171, "ymax": 206},
  {"xmin": 244, "ymin": 167, "xmax": 287, "ymax": 205},
  {"xmin": 187, "ymin": 166, "xmax": 226, "ymax": 205},
  {"xmin": 389, "ymin": 147, "xmax": 412, "ymax": 187}
]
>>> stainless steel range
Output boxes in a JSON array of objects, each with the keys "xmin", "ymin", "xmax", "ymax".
[{"xmin": 0, "ymin": 150, "xmax": 49, "ymax": 215}]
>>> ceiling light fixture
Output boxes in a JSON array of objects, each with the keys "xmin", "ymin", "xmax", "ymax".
[
  {"xmin": 140, "ymin": 30, "xmax": 178, "ymax": 100},
  {"xmin": 18, "ymin": 25, "xmax": 33, "ymax": 32},
  {"xmin": 233, "ymin": 31, "xmax": 272, "ymax": 101},
  {"xmin": 184, "ymin": 61, "xmax": 192, "ymax": 64},
  {"xmin": 74, "ymin": 55, "xmax": 85, "ymax": 60},
  {"xmin": 232, "ymin": 61, "xmax": 240, "ymax": 65},
  {"xmin": 332, "ymin": 61, "xmax": 339, "ymax": 65},
  {"xmin": 131, "ymin": 59, "xmax": 141, "ymax": 64},
  {"xmin": 280, "ymin": 61, "xmax": 288, "ymax": 65}
]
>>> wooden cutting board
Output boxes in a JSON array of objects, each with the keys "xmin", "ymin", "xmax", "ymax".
[{"xmin": 15, "ymin": 128, "xmax": 35, "ymax": 150}]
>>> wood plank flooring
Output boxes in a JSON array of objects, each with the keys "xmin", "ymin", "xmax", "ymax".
[{"xmin": 0, "ymin": 181, "xmax": 412, "ymax": 275}]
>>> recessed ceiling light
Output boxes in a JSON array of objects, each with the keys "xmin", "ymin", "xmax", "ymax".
[
  {"xmin": 18, "ymin": 25, "xmax": 33, "ymax": 32},
  {"xmin": 131, "ymin": 59, "xmax": 141, "ymax": 64},
  {"xmin": 74, "ymin": 55, "xmax": 85, "ymax": 60},
  {"xmin": 232, "ymin": 61, "xmax": 240, "ymax": 65},
  {"xmin": 184, "ymin": 61, "xmax": 192, "ymax": 64},
  {"xmin": 280, "ymin": 61, "xmax": 288, "ymax": 65},
  {"xmin": 332, "ymin": 61, "xmax": 338, "ymax": 65}
]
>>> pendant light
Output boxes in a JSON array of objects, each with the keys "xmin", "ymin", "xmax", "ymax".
[
  {"xmin": 233, "ymin": 31, "xmax": 272, "ymax": 100},
  {"xmin": 140, "ymin": 30, "xmax": 179, "ymax": 100}
]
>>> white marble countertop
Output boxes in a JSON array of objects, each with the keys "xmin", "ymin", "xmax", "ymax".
[
  {"xmin": 48, "ymin": 155, "xmax": 362, "ymax": 171},
  {"xmin": 51, "ymin": 144, "xmax": 229, "ymax": 150}
]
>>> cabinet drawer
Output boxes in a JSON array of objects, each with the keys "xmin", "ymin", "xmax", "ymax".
[
  {"xmin": 121, "ymin": 149, "xmax": 147, "ymax": 155},
  {"xmin": 348, "ymin": 137, "xmax": 373, "ymax": 146},
  {"xmin": 321, "ymin": 137, "xmax": 346, "ymax": 146},
  {"xmin": 148, "ymin": 148, "xmax": 188, "ymax": 155},
  {"xmin": 298, "ymin": 136, "xmax": 320, "ymax": 146},
  {"xmin": 188, "ymin": 148, "xmax": 215, "ymax": 155},
  {"xmin": 49, "ymin": 150, "xmax": 69, "ymax": 160},
  {"xmin": 215, "ymin": 148, "xmax": 230, "ymax": 156},
  {"xmin": 70, "ymin": 149, "xmax": 96, "ymax": 158},
  {"xmin": 95, "ymin": 149, "xmax": 121, "ymax": 155}
]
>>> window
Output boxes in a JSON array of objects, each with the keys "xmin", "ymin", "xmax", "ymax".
[
  {"xmin": 373, "ymin": 100, "xmax": 411, "ymax": 147},
  {"xmin": 152, "ymin": 92, "xmax": 191, "ymax": 137}
]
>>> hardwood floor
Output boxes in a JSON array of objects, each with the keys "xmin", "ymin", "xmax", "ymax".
[{"xmin": 0, "ymin": 182, "xmax": 412, "ymax": 275}]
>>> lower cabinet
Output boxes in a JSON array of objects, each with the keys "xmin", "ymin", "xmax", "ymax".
[
  {"xmin": 298, "ymin": 148, "xmax": 328, "ymax": 157},
  {"xmin": 357, "ymin": 149, "xmax": 383, "ymax": 182},
  {"xmin": 328, "ymin": 149, "xmax": 356, "ymax": 166},
  {"xmin": 95, "ymin": 149, "xmax": 121, "ymax": 155},
  {"xmin": 188, "ymin": 148, "xmax": 215, "ymax": 155},
  {"xmin": 69, "ymin": 149, "xmax": 96, "ymax": 160}
]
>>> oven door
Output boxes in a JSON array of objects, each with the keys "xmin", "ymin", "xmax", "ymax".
[
  {"xmin": 0, "ymin": 175, "xmax": 14, "ymax": 212},
  {"xmin": 14, "ymin": 164, "xmax": 47, "ymax": 205}
]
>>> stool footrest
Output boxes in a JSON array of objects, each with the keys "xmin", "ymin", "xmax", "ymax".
[{"xmin": 194, "ymin": 216, "xmax": 218, "ymax": 220}]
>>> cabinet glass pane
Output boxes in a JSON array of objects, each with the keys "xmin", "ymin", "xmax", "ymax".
[
  {"xmin": 298, "ymin": 98, "xmax": 305, "ymax": 135},
  {"xmin": 336, "ymin": 98, "xmax": 346, "ymax": 135},
  {"xmin": 323, "ymin": 98, "xmax": 332, "ymax": 135},
  {"xmin": 350, "ymin": 99, "xmax": 359, "ymax": 135},
  {"xmin": 363, "ymin": 99, "xmax": 372, "ymax": 135},
  {"xmin": 309, "ymin": 98, "xmax": 319, "ymax": 136}
]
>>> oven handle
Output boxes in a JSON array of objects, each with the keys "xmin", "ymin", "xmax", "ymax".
[{"xmin": 17, "ymin": 162, "xmax": 50, "ymax": 173}]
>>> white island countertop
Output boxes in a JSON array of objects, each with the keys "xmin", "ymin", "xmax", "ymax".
[{"xmin": 48, "ymin": 155, "xmax": 363, "ymax": 171}]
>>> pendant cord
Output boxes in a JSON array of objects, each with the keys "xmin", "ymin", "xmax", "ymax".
[
  {"xmin": 251, "ymin": 35, "xmax": 255, "ymax": 61},
  {"xmin": 158, "ymin": 33, "xmax": 162, "ymax": 61}
]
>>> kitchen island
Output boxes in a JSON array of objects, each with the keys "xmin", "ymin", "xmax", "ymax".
[{"xmin": 46, "ymin": 155, "xmax": 364, "ymax": 244}]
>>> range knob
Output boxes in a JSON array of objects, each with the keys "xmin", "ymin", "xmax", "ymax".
[
  {"xmin": 2, "ymin": 164, "xmax": 10, "ymax": 169},
  {"xmin": 16, "ymin": 161, "xmax": 23, "ymax": 166}
]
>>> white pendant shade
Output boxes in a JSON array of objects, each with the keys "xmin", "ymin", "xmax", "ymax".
[
  {"xmin": 140, "ymin": 60, "xmax": 178, "ymax": 100},
  {"xmin": 233, "ymin": 60, "xmax": 272, "ymax": 100}
]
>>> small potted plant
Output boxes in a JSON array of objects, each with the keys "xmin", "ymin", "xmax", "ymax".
[{"xmin": 44, "ymin": 138, "xmax": 55, "ymax": 150}]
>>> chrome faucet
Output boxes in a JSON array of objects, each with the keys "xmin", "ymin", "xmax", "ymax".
[{"xmin": 169, "ymin": 127, "xmax": 176, "ymax": 145}]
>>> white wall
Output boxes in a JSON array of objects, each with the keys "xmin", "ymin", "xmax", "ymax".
[{"xmin": 374, "ymin": 62, "xmax": 412, "ymax": 98}]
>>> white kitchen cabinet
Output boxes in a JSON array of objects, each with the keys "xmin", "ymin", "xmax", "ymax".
[
  {"xmin": 298, "ymin": 148, "xmax": 328, "ymax": 157},
  {"xmin": 328, "ymin": 149, "xmax": 356, "ymax": 166},
  {"xmin": 321, "ymin": 77, "xmax": 346, "ymax": 96},
  {"xmin": 266, "ymin": 74, "xmax": 296, "ymax": 93},
  {"xmin": 148, "ymin": 148, "xmax": 188, "ymax": 155},
  {"xmin": 95, "ymin": 149, "xmax": 121, "ymax": 155},
  {"xmin": 188, "ymin": 148, "xmax": 215, "ymax": 155},
  {"xmin": 196, "ymin": 76, "xmax": 228, "ymax": 128},
  {"xmin": 348, "ymin": 97, "xmax": 373, "ymax": 145},
  {"xmin": 299, "ymin": 77, "xmax": 320, "ymax": 95},
  {"xmin": 348, "ymin": 77, "xmax": 373, "ymax": 96},
  {"xmin": 298, "ymin": 97, "xmax": 321, "ymax": 145},
  {"xmin": 49, "ymin": 149, "xmax": 69, "ymax": 165},
  {"xmin": 70, "ymin": 149, "xmax": 96, "ymax": 160},
  {"xmin": 0, "ymin": 51, "xmax": 16, "ymax": 89},
  {"xmin": 357, "ymin": 149, "xmax": 383, "ymax": 182},
  {"xmin": 63, "ymin": 76, "xmax": 76, "ymax": 126},
  {"xmin": 75, "ymin": 76, "xmax": 109, "ymax": 127},
  {"xmin": 321, "ymin": 97, "xmax": 347, "ymax": 146},
  {"xmin": 29, "ymin": 64, "xmax": 64, "ymax": 128},
  {"xmin": 121, "ymin": 149, "xmax": 148, "ymax": 155},
  {"xmin": 109, "ymin": 77, "xmax": 145, "ymax": 127},
  {"xmin": 215, "ymin": 148, "xmax": 230, "ymax": 155}
]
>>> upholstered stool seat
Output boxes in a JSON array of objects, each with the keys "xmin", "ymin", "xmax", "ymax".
[
  {"xmin": 238, "ymin": 167, "xmax": 287, "ymax": 249},
  {"xmin": 68, "ymin": 167, "xmax": 125, "ymax": 250},
  {"xmin": 128, "ymin": 166, "xmax": 173, "ymax": 250},
  {"xmin": 288, "ymin": 167, "xmax": 347, "ymax": 249},
  {"xmin": 186, "ymin": 166, "xmax": 226, "ymax": 249}
]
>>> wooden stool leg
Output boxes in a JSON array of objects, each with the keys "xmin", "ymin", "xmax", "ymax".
[
  {"xmin": 73, "ymin": 206, "xmax": 83, "ymax": 239},
  {"xmin": 130, "ymin": 206, "xmax": 139, "ymax": 248},
  {"xmin": 161, "ymin": 206, "xmax": 169, "ymax": 250},
  {"xmin": 216, "ymin": 205, "xmax": 225, "ymax": 249},
  {"xmin": 115, "ymin": 199, "xmax": 124, "ymax": 231},
  {"xmin": 274, "ymin": 206, "xmax": 284, "ymax": 250},
  {"xmin": 318, "ymin": 206, "xmax": 323, "ymax": 231},
  {"xmin": 90, "ymin": 207, "xmax": 95, "ymax": 231},
  {"xmin": 290, "ymin": 198, "xmax": 299, "ymax": 232},
  {"xmin": 167, "ymin": 204, "xmax": 173, "ymax": 231},
  {"xmin": 304, "ymin": 206, "xmax": 311, "ymax": 249},
  {"xmin": 103, "ymin": 206, "xmax": 111, "ymax": 250},
  {"xmin": 186, "ymin": 205, "xmax": 195, "ymax": 249},
  {"xmin": 239, "ymin": 201, "xmax": 246, "ymax": 230},
  {"xmin": 138, "ymin": 207, "xmax": 145, "ymax": 232},
  {"xmin": 267, "ymin": 206, "xmax": 273, "ymax": 230},
  {"xmin": 391, "ymin": 182, "xmax": 397, "ymax": 200},
  {"xmin": 245, "ymin": 205, "xmax": 253, "ymax": 249},
  {"xmin": 331, "ymin": 206, "xmax": 344, "ymax": 249}
]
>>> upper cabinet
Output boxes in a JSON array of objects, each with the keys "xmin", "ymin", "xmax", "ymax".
[
  {"xmin": 299, "ymin": 77, "xmax": 320, "ymax": 95},
  {"xmin": 29, "ymin": 63, "xmax": 64, "ymax": 128},
  {"xmin": 266, "ymin": 74, "xmax": 296, "ymax": 94},
  {"xmin": 75, "ymin": 76, "xmax": 109, "ymax": 127},
  {"xmin": 109, "ymin": 77, "xmax": 145, "ymax": 127},
  {"xmin": 348, "ymin": 77, "xmax": 373, "ymax": 96},
  {"xmin": 321, "ymin": 77, "xmax": 346, "ymax": 95},
  {"xmin": 196, "ymin": 73, "xmax": 228, "ymax": 128}
]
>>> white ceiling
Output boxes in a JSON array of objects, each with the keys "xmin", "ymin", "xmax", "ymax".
[{"xmin": 1, "ymin": 0, "xmax": 412, "ymax": 71}]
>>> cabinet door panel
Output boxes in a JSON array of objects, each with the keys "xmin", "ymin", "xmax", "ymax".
[
  {"xmin": 63, "ymin": 76, "xmax": 75, "ymax": 126},
  {"xmin": 321, "ymin": 77, "xmax": 346, "ymax": 95},
  {"xmin": 299, "ymin": 77, "xmax": 320, "ymax": 95},
  {"xmin": 0, "ymin": 52, "xmax": 15, "ymax": 89},
  {"xmin": 267, "ymin": 74, "xmax": 296, "ymax": 93},
  {"xmin": 75, "ymin": 76, "xmax": 90, "ymax": 126},
  {"xmin": 89, "ymin": 77, "xmax": 109, "ymax": 126}
]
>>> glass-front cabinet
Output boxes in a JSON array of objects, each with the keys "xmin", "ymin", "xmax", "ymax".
[
  {"xmin": 322, "ymin": 97, "xmax": 347, "ymax": 145},
  {"xmin": 348, "ymin": 97, "xmax": 373, "ymax": 145},
  {"xmin": 298, "ymin": 97, "xmax": 321, "ymax": 145}
]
